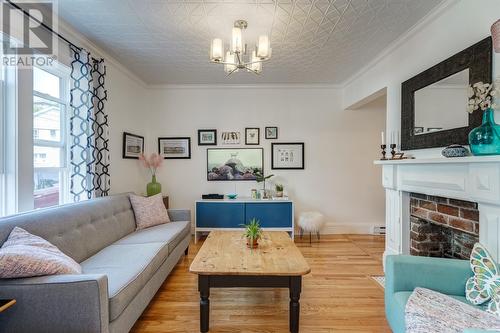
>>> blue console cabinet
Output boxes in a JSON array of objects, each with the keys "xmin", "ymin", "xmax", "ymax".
[{"xmin": 195, "ymin": 198, "xmax": 294, "ymax": 242}]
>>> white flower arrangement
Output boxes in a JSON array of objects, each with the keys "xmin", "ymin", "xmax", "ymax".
[{"xmin": 467, "ymin": 78, "xmax": 500, "ymax": 113}]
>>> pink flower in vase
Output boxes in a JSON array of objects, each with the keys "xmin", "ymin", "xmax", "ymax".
[{"xmin": 139, "ymin": 153, "xmax": 163, "ymax": 176}]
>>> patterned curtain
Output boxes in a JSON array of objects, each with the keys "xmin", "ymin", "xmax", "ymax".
[{"xmin": 69, "ymin": 45, "xmax": 110, "ymax": 202}]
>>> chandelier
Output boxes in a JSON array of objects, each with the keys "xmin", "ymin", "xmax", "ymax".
[{"xmin": 209, "ymin": 20, "xmax": 272, "ymax": 76}]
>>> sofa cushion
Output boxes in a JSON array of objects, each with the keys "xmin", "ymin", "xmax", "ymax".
[
  {"xmin": 114, "ymin": 221, "xmax": 190, "ymax": 254},
  {"xmin": 80, "ymin": 242, "xmax": 169, "ymax": 321}
]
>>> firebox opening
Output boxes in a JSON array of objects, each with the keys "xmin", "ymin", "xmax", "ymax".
[{"xmin": 409, "ymin": 193, "xmax": 479, "ymax": 260}]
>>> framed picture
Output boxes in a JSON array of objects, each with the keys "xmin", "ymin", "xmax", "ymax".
[
  {"xmin": 265, "ymin": 127, "xmax": 278, "ymax": 139},
  {"xmin": 158, "ymin": 137, "xmax": 191, "ymax": 159},
  {"xmin": 245, "ymin": 128, "xmax": 260, "ymax": 145},
  {"xmin": 271, "ymin": 143, "xmax": 304, "ymax": 170},
  {"xmin": 122, "ymin": 132, "xmax": 144, "ymax": 159},
  {"xmin": 198, "ymin": 129, "xmax": 217, "ymax": 146},
  {"xmin": 221, "ymin": 131, "xmax": 240, "ymax": 144},
  {"xmin": 207, "ymin": 148, "xmax": 263, "ymax": 181}
]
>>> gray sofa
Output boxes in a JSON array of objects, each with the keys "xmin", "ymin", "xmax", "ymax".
[{"xmin": 0, "ymin": 193, "xmax": 191, "ymax": 333}]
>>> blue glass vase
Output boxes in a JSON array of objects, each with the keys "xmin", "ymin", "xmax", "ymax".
[{"xmin": 468, "ymin": 108, "xmax": 500, "ymax": 156}]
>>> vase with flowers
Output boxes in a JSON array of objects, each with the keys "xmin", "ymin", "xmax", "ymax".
[
  {"xmin": 139, "ymin": 153, "xmax": 163, "ymax": 196},
  {"xmin": 467, "ymin": 79, "xmax": 500, "ymax": 156}
]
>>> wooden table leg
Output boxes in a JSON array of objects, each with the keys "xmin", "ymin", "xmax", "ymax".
[
  {"xmin": 289, "ymin": 276, "xmax": 302, "ymax": 333},
  {"xmin": 199, "ymin": 276, "xmax": 210, "ymax": 332}
]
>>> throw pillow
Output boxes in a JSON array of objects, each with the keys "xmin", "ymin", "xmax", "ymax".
[
  {"xmin": 0, "ymin": 227, "xmax": 82, "ymax": 278},
  {"xmin": 465, "ymin": 242, "xmax": 500, "ymax": 316},
  {"xmin": 129, "ymin": 193, "xmax": 170, "ymax": 230},
  {"xmin": 406, "ymin": 287, "xmax": 500, "ymax": 332}
]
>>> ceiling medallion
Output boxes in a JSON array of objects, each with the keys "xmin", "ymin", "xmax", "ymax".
[{"xmin": 209, "ymin": 20, "xmax": 271, "ymax": 76}]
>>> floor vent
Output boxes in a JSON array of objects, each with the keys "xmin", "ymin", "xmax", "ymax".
[{"xmin": 372, "ymin": 226, "xmax": 386, "ymax": 235}]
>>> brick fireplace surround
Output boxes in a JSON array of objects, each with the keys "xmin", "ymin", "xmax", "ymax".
[{"xmin": 410, "ymin": 193, "xmax": 479, "ymax": 259}]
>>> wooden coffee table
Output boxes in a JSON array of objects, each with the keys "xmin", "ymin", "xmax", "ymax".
[{"xmin": 190, "ymin": 231, "xmax": 310, "ymax": 333}]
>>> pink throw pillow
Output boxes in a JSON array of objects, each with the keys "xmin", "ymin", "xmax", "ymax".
[
  {"xmin": 129, "ymin": 193, "xmax": 170, "ymax": 230},
  {"xmin": 0, "ymin": 227, "xmax": 82, "ymax": 278}
]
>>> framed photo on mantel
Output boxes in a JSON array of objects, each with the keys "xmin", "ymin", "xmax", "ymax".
[
  {"xmin": 158, "ymin": 137, "xmax": 191, "ymax": 159},
  {"xmin": 271, "ymin": 142, "xmax": 304, "ymax": 170}
]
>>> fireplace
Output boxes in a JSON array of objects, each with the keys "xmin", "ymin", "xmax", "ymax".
[
  {"xmin": 409, "ymin": 193, "xmax": 479, "ymax": 259},
  {"xmin": 376, "ymin": 157, "xmax": 500, "ymax": 264}
]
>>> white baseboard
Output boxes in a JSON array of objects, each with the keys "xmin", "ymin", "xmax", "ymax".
[{"xmin": 320, "ymin": 222, "xmax": 385, "ymax": 235}]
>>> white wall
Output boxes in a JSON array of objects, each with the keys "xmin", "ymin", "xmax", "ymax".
[
  {"xmin": 141, "ymin": 87, "xmax": 386, "ymax": 233},
  {"xmin": 343, "ymin": 0, "xmax": 500, "ymax": 157},
  {"xmin": 106, "ymin": 65, "xmax": 148, "ymax": 195}
]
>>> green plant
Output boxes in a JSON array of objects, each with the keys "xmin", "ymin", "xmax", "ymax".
[
  {"xmin": 275, "ymin": 184, "xmax": 284, "ymax": 192},
  {"xmin": 241, "ymin": 218, "xmax": 262, "ymax": 246},
  {"xmin": 254, "ymin": 170, "xmax": 274, "ymax": 192}
]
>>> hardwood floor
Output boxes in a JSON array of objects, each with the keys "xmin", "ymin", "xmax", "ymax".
[{"xmin": 131, "ymin": 234, "xmax": 390, "ymax": 333}]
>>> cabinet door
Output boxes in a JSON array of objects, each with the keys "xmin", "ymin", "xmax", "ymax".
[
  {"xmin": 196, "ymin": 203, "xmax": 245, "ymax": 228},
  {"xmin": 245, "ymin": 203, "xmax": 292, "ymax": 228}
]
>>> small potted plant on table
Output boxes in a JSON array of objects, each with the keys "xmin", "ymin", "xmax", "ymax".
[
  {"xmin": 275, "ymin": 184, "xmax": 284, "ymax": 197},
  {"xmin": 241, "ymin": 218, "xmax": 262, "ymax": 249}
]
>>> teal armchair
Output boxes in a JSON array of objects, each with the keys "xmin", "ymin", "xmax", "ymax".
[{"xmin": 385, "ymin": 255, "xmax": 478, "ymax": 333}]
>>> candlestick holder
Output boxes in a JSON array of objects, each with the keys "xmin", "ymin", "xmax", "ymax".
[
  {"xmin": 380, "ymin": 144, "xmax": 387, "ymax": 160},
  {"xmin": 390, "ymin": 144, "xmax": 396, "ymax": 159}
]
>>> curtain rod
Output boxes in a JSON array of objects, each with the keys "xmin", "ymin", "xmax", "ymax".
[{"xmin": 6, "ymin": 0, "xmax": 82, "ymax": 51}]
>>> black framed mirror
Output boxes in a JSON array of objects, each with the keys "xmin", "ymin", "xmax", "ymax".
[{"xmin": 401, "ymin": 37, "xmax": 492, "ymax": 150}]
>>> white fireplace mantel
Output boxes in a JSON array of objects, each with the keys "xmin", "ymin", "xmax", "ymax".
[{"xmin": 374, "ymin": 156, "xmax": 500, "ymax": 262}]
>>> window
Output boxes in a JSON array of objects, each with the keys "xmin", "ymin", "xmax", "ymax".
[
  {"xmin": 33, "ymin": 66, "xmax": 70, "ymax": 210},
  {"xmin": 0, "ymin": 65, "xmax": 5, "ymax": 217},
  {"xmin": 0, "ymin": 41, "xmax": 17, "ymax": 218}
]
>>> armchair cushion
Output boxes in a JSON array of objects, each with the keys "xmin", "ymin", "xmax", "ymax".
[{"xmin": 466, "ymin": 243, "xmax": 500, "ymax": 316}]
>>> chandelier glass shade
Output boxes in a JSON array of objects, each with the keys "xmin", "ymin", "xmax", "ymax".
[{"xmin": 210, "ymin": 20, "xmax": 271, "ymax": 76}]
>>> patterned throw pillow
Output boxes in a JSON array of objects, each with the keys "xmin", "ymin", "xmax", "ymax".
[
  {"xmin": 466, "ymin": 242, "xmax": 500, "ymax": 316},
  {"xmin": 0, "ymin": 227, "xmax": 82, "ymax": 278},
  {"xmin": 129, "ymin": 193, "xmax": 170, "ymax": 230}
]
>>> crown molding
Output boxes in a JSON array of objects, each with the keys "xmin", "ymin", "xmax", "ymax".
[
  {"xmin": 55, "ymin": 16, "xmax": 148, "ymax": 89},
  {"xmin": 340, "ymin": 0, "xmax": 459, "ymax": 89},
  {"xmin": 146, "ymin": 83, "xmax": 343, "ymax": 90}
]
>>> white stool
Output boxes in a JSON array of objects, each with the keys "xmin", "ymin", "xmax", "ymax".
[{"xmin": 298, "ymin": 212, "xmax": 325, "ymax": 243}]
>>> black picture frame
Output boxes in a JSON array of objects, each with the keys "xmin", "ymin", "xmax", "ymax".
[
  {"xmin": 401, "ymin": 37, "xmax": 492, "ymax": 150},
  {"xmin": 198, "ymin": 129, "xmax": 217, "ymax": 146},
  {"xmin": 265, "ymin": 127, "xmax": 278, "ymax": 139},
  {"xmin": 271, "ymin": 143, "xmax": 304, "ymax": 170},
  {"xmin": 122, "ymin": 132, "xmax": 144, "ymax": 159},
  {"xmin": 158, "ymin": 137, "xmax": 191, "ymax": 159},
  {"xmin": 207, "ymin": 148, "xmax": 264, "ymax": 181},
  {"xmin": 245, "ymin": 128, "xmax": 260, "ymax": 145}
]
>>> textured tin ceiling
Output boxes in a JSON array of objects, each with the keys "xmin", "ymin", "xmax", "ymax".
[{"xmin": 57, "ymin": 0, "xmax": 443, "ymax": 84}]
